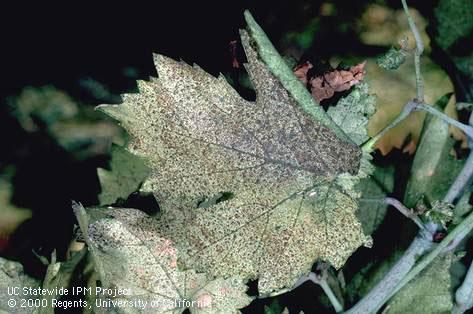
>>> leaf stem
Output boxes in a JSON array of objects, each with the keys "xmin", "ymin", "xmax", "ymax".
[
  {"xmin": 362, "ymin": 100, "xmax": 473, "ymax": 152},
  {"xmin": 362, "ymin": 101, "xmax": 416, "ymax": 152},
  {"xmin": 383, "ymin": 197, "xmax": 430, "ymax": 234},
  {"xmin": 298, "ymin": 271, "xmax": 344, "ymax": 313},
  {"xmin": 401, "ymin": 0, "xmax": 424, "ymax": 102},
  {"xmin": 444, "ymin": 152, "xmax": 473, "ymax": 204},
  {"xmin": 318, "ymin": 276, "xmax": 344, "ymax": 313}
]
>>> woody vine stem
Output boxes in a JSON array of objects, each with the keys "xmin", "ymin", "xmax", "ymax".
[
  {"xmin": 246, "ymin": 0, "xmax": 473, "ymax": 311},
  {"xmin": 346, "ymin": 1, "xmax": 473, "ymax": 313}
]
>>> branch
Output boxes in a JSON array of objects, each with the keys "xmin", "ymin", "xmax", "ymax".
[
  {"xmin": 362, "ymin": 101, "xmax": 416, "ymax": 152},
  {"xmin": 243, "ymin": 10, "xmax": 353, "ymax": 143},
  {"xmin": 345, "ymin": 235, "xmax": 433, "ymax": 314},
  {"xmin": 379, "ymin": 209, "xmax": 473, "ymax": 311},
  {"xmin": 401, "ymin": 0, "xmax": 424, "ymax": 102},
  {"xmin": 453, "ymin": 258, "xmax": 473, "ymax": 314}
]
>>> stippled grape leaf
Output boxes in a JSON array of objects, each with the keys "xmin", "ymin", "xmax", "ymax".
[
  {"xmin": 385, "ymin": 254, "xmax": 453, "ymax": 314},
  {"xmin": 377, "ymin": 47, "xmax": 408, "ymax": 71},
  {"xmin": 76, "ymin": 205, "xmax": 252, "ymax": 313},
  {"xmin": 327, "ymin": 82, "xmax": 377, "ymax": 146},
  {"xmin": 97, "ymin": 29, "xmax": 368, "ymax": 295},
  {"xmin": 0, "ymin": 257, "xmax": 40, "ymax": 314},
  {"xmin": 97, "ymin": 144, "xmax": 150, "ymax": 205}
]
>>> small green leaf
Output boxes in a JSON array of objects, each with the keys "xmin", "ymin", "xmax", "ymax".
[
  {"xmin": 8, "ymin": 86, "xmax": 78, "ymax": 132},
  {"xmin": 97, "ymin": 144, "xmax": 150, "ymax": 205},
  {"xmin": 424, "ymin": 200, "xmax": 454, "ymax": 229},
  {"xmin": 377, "ymin": 47, "xmax": 408, "ymax": 70},
  {"xmin": 345, "ymin": 250, "xmax": 403, "ymax": 304}
]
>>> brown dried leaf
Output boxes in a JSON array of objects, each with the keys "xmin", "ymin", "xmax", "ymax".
[{"xmin": 294, "ymin": 61, "xmax": 366, "ymax": 103}]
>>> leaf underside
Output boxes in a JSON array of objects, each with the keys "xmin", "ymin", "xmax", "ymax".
[
  {"xmin": 86, "ymin": 207, "xmax": 252, "ymax": 313},
  {"xmin": 97, "ymin": 30, "xmax": 368, "ymax": 295}
]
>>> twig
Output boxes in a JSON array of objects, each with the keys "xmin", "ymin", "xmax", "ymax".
[
  {"xmin": 401, "ymin": 0, "xmax": 424, "ymax": 102},
  {"xmin": 450, "ymin": 103, "xmax": 473, "ymax": 314},
  {"xmin": 444, "ymin": 152, "xmax": 473, "ymax": 204},
  {"xmin": 296, "ymin": 269, "xmax": 343, "ymax": 313},
  {"xmin": 383, "ymin": 197, "xmax": 429, "ymax": 233},
  {"xmin": 453, "ymin": 258, "xmax": 473, "ymax": 314},
  {"xmin": 361, "ymin": 197, "xmax": 429, "ymax": 233},
  {"xmin": 413, "ymin": 103, "xmax": 473, "ymax": 140},
  {"xmin": 363, "ymin": 100, "xmax": 473, "ymax": 153},
  {"xmin": 362, "ymin": 102, "xmax": 417, "ymax": 152},
  {"xmin": 316, "ymin": 275, "xmax": 344, "ymax": 313}
]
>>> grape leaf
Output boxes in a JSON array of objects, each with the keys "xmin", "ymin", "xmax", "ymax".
[
  {"xmin": 434, "ymin": 0, "xmax": 473, "ymax": 50},
  {"xmin": 385, "ymin": 254, "xmax": 453, "ymax": 314},
  {"xmin": 79, "ymin": 205, "xmax": 252, "ymax": 313},
  {"xmin": 98, "ymin": 29, "xmax": 368, "ymax": 295},
  {"xmin": 97, "ymin": 144, "xmax": 150, "ymax": 205},
  {"xmin": 377, "ymin": 47, "xmax": 407, "ymax": 71},
  {"xmin": 0, "ymin": 257, "xmax": 40, "ymax": 314},
  {"xmin": 327, "ymin": 82, "xmax": 376, "ymax": 146}
]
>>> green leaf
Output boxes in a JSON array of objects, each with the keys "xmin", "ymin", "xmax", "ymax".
[
  {"xmin": 377, "ymin": 47, "xmax": 408, "ymax": 70},
  {"xmin": 434, "ymin": 0, "xmax": 473, "ymax": 50},
  {"xmin": 385, "ymin": 254, "xmax": 453, "ymax": 314},
  {"xmin": 79, "ymin": 206, "xmax": 252, "ymax": 313},
  {"xmin": 0, "ymin": 173, "xmax": 32, "ymax": 237},
  {"xmin": 8, "ymin": 86, "xmax": 78, "ymax": 132},
  {"xmin": 424, "ymin": 201, "xmax": 454, "ymax": 229},
  {"xmin": 404, "ymin": 94, "xmax": 464, "ymax": 207},
  {"xmin": 355, "ymin": 165, "xmax": 395, "ymax": 235},
  {"xmin": 0, "ymin": 257, "xmax": 40, "ymax": 314},
  {"xmin": 327, "ymin": 82, "xmax": 377, "ymax": 146},
  {"xmin": 97, "ymin": 144, "xmax": 150, "ymax": 205},
  {"xmin": 98, "ymin": 29, "xmax": 368, "ymax": 296}
]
